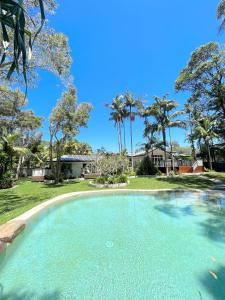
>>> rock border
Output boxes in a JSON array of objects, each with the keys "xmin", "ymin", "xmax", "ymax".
[{"xmin": 89, "ymin": 181, "xmax": 128, "ymax": 188}]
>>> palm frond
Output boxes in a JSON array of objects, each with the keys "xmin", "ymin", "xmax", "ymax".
[{"xmin": 0, "ymin": 0, "xmax": 45, "ymax": 83}]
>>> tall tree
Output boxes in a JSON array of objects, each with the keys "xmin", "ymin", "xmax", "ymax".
[
  {"xmin": 143, "ymin": 95, "xmax": 185, "ymax": 175},
  {"xmin": 50, "ymin": 86, "xmax": 92, "ymax": 183},
  {"xmin": 107, "ymin": 95, "xmax": 127, "ymax": 153},
  {"xmin": 124, "ymin": 91, "xmax": 142, "ymax": 170},
  {"xmin": 142, "ymin": 120, "xmax": 161, "ymax": 161},
  {"xmin": 184, "ymin": 97, "xmax": 203, "ymax": 160},
  {"xmin": 192, "ymin": 116, "xmax": 218, "ymax": 170},
  {"xmin": 175, "ymin": 42, "xmax": 225, "ymax": 140},
  {"xmin": 0, "ymin": 86, "xmax": 42, "ymax": 179}
]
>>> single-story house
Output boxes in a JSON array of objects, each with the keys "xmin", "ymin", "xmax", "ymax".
[
  {"xmin": 32, "ymin": 155, "xmax": 98, "ymax": 182},
  {"xmin": 60, "ymin": 155, "xmax": 97, "ymax": 178}
]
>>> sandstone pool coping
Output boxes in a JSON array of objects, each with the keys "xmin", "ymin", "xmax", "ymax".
[{"xmin": 0, "ymin": 188, "xmax": 224, "ymax": 248}]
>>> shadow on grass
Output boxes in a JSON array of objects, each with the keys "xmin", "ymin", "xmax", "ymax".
[
  {"xmin": 156, "ymin": 176, "xmax": 213, "ymax": 189},
  {"xmin": 41, "ymin": 181, "xmax": 81, "ymax": 189},
  {"xmin": 199, "ymin": 265, "xmax": 225, "ymax": 300},
  {"xmin": 204, "ymin": 173, "xmax": 225, "ymax": 183},
  {"xmin": 0, "ymin": 193, "xmax": 37, "ymax": 215}
]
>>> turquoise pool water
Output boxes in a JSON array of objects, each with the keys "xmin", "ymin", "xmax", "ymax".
[{"xmin": 0, "ymin": 191, "xmax": 225, "ymax": 299}]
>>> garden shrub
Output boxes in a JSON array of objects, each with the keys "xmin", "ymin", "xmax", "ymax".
[
  {"xmin": 124, "ymin": 168, "xmax": 136, "ymax": 177},
  {"xmin": 136, "ymin": 156, "xmax": 158, "ymax": 175},
  {"xmin": 44, "ymin": 174, "xmax": 64, "ymax": 183},
  {"xmin": 0, "ymin": 171, "xmax": 13, "ymax": 189},
  {"xmin": 107, "ymin": 176, "xmax": 116, "ymax": 184},
  {"xmin": 44, "ymin": 174, "xmax": 55, "ymax": 180},
  {"xmin": 156, "ymin": 169, "xmax": 162, "ymax": 176},
  {"xmin": 116, "ymin": 174, "xmax": 128, "ymax": 183},
  {"xmin": 95, "ymin": 174, "xmax": 128, "ymax": 185},
  {"xmin": 95, "ymin": 176, "xmax": 108, "ymax": 184}
]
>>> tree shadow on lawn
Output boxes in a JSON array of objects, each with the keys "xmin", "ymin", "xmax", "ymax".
[
  {"xmin": 40, "ymin": 181, "xmax": 82, "ymax": 189},
  {"xmin": 204, "ymin": 173, "xmax": 225, "ymax": 183},
  {"xmin": 0, "ymin": 193, "xmax": 37, "ymax": 215},
  {"xmin": 156, "ymin": 176, "xmax": 213, "ymax": 189}
]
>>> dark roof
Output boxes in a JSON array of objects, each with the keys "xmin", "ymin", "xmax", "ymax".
[{"xmin": 60, "ymin": 155, "xmax": 96, "ymax": 162}]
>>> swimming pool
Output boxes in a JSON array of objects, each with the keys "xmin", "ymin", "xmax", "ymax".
[{"xmin": 0, "ymin": 191, "xmax": 225, "ymax": 299}]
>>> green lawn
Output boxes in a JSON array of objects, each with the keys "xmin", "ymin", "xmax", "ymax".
[
  {"xmin": 203, "ymin": 171, "xmax": 225, "ymax": 182},
  {"xmin": 0, "ymin": 175, "xmax": 217, "ymax": 224}
]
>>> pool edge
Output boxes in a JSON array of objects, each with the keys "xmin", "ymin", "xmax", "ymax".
[{"xmin": 0, "ymin": 188, "xmax": 224, "ymax": 250}]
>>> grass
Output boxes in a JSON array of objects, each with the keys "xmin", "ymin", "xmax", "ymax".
[
  {"xmin": 203, "ymin": 171, "xmax": 225, "ymax": 183},
  {"xmin": 0, "ymin": 175, "xmax": 218, "ymax": 224}
]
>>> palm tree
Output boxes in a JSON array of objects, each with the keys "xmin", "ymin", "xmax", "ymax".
[
  {"xmin": 124, "ymin": 91, "xmax": 142, "ymax": 170},
  {"xmin": 167, "ymin": 110, "xmax": 186, "ymax": 170},
  {"xmin": 143, "ymin": 121, "xmax": 161, "ymax": 160},
  {"xmin": 143, "ymin": 95, "xmax": 185, "ymax": 175},
  {"xmin": 107, "ymin": 95, "xmax": 125, "ymax": 153},
  {"xmin": 217, "ymin": 0, "xmax": 225, "ymax": 31},
  {"xmin": 193, "ymin": 116, "xmax": 218, "ymax": 170},
  {"xmin": 185, "ymin": 102, "xmax": 198, "ymax": 160},
  {"xmin": 109, "ymin": 111, "xmax": 123, "ymax": 153}
]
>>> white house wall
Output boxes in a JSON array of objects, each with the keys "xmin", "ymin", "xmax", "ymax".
[{"xmin": 71, "ymin": 162, "xmax": 84, "ymax": 178}]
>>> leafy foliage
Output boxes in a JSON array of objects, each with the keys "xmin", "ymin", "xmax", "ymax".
[
  {"xmin": 95, "ymin": 174, "xmax": 128, "ymax": 185},
  {"xmin": 175, "ymin": 42, "xmax": 225, "ymax": 136},
  {"xmin": 49, "ymin": 86, "xmax": 92, "ymax": 183},
  {"xmin": 0, "ymin": 170, "xmax": 13, "ymax": 189},
  {"xmin": 0, "ymin": 0, "xmax": 71, "ymax": 88},
  {"xmin": 136, "ymin": 156, "xmax": 158, "ymax": 176},
  {"xmin": 64, "ymin": 140, "xmax": 93, "ymax": 155},
  {"xmin": 217, "ymin": 0, "xmax": 225, "ymax": 31},
  {"xmin": 0, "ymin": 0, "xmax": 45, "ymax": 83},
  {"xmin": 95, "ymin": 153, "xmax": 129, "ymax": 176}
]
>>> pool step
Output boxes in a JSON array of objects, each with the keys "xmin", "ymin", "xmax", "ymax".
[{"xmin": 0, "ymin": 220, "xmax": 25, "ymax": 244}]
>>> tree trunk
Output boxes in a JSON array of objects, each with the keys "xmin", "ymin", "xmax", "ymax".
[
  {"xmin": 168, "ymin": 127, "xmax": 174, "ymax": 171},
  {"xmin": 116, "ymin": 122, "xmax": 120, "ymax": 154},
  {"xmin": 15, "ymin": 156, "xmax": 24, "ymax": 180},
  {"xmin": 189, "ymin": 115, "xmax": 196, "ymax": 160},
  {"xmin": 118, "ymin": 121, "xmax": 122, "ymax": 153},
  {"xmin": 49, "ymin": 126, "xmax": 54, "ymax": 174},
  {"xmin": 130, "ymin": 107, "xmax": 134, "ymax": 170},
  {"xmin": 117, "ymin": 122, "xmax": 122, "ymax": 154},
  {"xmin": 55, "ymin": 144, "xmax": 61, "ymax": 184},
  {"xmin": 192, "ymin": 142, "xmax": 196, "ymax": 160},
  {"xmin": 162, "ymin": 128, "xmax": 168, "ymax": 175},
  {"xmin": 123, "ymin": 121, "xmax": 126, "ymax": 150},
  {"xmin": 207, "ymin": 142, "xmax": 213, "ymax": 170}
]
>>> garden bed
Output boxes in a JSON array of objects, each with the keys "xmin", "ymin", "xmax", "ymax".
[{"xmin": 89, "ymin": 181, "xmax": 128, "ymax": 188}]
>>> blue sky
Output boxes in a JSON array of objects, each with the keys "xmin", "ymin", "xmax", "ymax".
[{"xmin": 27, "ymin": 0, "xmax": 224, "ymax": 152}]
